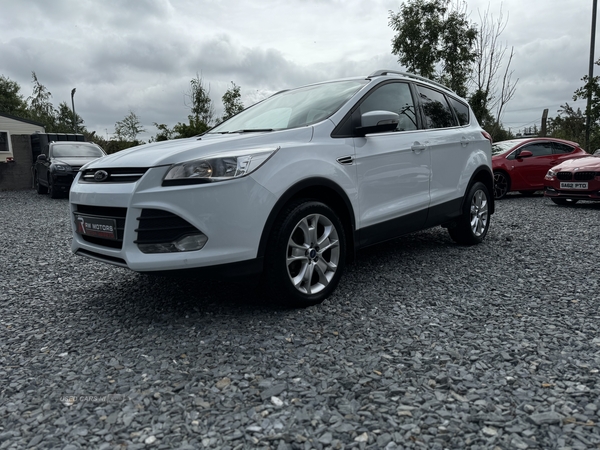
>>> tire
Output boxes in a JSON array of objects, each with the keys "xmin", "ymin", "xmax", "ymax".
[
  {"xmin": 551, "ymin": 198, "xmax": 578, "ymax": 206},
  {"xmin": 448, "ymin": 181, "xmax": 491, "ymax": 245},
  {"xmin": 34, "ymin": 171, "xmax": 48, "ymax": 194},
  {"xmin": 264, "ymin": 200, "xmax": 346, "ymax": 307},
  {"xmin": 48, "ymin": 176, "xmax": 61, "ymax": 199},
  {"xmin": 493, "ymin": 171, "xmax": 509, "ymax": 199}
]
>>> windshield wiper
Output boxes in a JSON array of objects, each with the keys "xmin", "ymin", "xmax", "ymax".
[
  {"xmin": 206, "ymin": 128, "xmax": 275, "ymax": 135},
  {"xmin": 230, "ymin": 129, "xmax": 274, "ymax": 133}
]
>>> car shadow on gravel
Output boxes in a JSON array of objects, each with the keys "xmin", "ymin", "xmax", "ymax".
[
  {"xmin": 75, "ymin": 227, "xmax": 460, "ymax": 325},
  {"xmin": 546, "ymin": 201, "xmax": 600, "ymax": 210},
  {"xmin": 82, "ymin": 270, "xmax": 277, "ymax": 318}
]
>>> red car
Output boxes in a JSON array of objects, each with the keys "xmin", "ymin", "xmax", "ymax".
[
  {"xmin": 544, "ymin": 150, "xmax": 600, "ymax": 205},
  {"xmin": 492, "ymin": 138, "xmax": 587, "ymax": 199}
]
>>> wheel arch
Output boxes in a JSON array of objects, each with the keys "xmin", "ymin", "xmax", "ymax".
[
  {"xmin": 257, "ymin": 177, "xmax": 356, "ymax": 261},
  {"xmin": 468, "ymin": 166, "xmax": 495, "ymax": 215}
]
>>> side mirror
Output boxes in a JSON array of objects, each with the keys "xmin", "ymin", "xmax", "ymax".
[
  {"xmin": 356, "ymin": 110, "xmax": 399, "ymax": 137},
  {"xmin": 37, "ymin": 154, "xmax": 47, "ymax": 162},
  {"xmin": 518, "ymin": 150, "xmax": 533, "ymax": 158}
]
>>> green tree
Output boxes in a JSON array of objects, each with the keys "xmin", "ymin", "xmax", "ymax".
[
  {"xmin": 114, "ymin": 110, "xmax": 145, "ymax": 142},
  {"xmin": 221, "ymin": 82, "xmax": 244, "ymax": 122},
  {"xmin": 0, "ymin": 75, "xmax": 27, "ymax": 116},
  {"xmin": 54, "ymin": 101, "xmax": 85, "ymax": 133},
  {"xmin": 573, "ymin": 58, "xmax": 600, "ymax": 133},
  {"xmin": 437, "ymin": 5, "xmax": 478, "ymax": 97},
  {"xmin": 469, "ymin": 89, "xmax": 494, "ymax": 129},
  {"xmin": 547, "ymin": 104, "xmax": 595, "ymax": 149},
  {"xmin": 83, "ymin": 130, "xmax": 107, "ymax": 149},
  {"xmin": 187, "ymin": 73, "xmax": 214, "ymax": 126},
  {"xmin": 390, "ymin": 0, "xmax": 445, "ymax": 79},
  {"xmin": 27, "ymin": 72, "xmax": 55, "ymax": 128},
  {"xmin": 149, "ymin": 122, "xmax": 175, "ymax": 142},
  {"xmin": 171, "ymin": 73, "xmax": 215, "ymax": 138},
  {"xmin": 172, "ymin": 116, "xmax": 209, "ymax": 138},
  {"xmin": 389, "ymin": 0, "xmax": 477, "ymax": 95}
]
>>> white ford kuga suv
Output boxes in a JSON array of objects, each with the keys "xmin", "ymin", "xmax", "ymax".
[{"xmin": 69, "ymin": 70, "xmax": 494, "ymax": 306}]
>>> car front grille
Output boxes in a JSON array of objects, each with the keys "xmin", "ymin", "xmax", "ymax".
[
  {"xmin": 73, "ymin": 204, "xmax": 127, "ymax": 249},
  {"xmin": 574, "ymin": 171, "xmax": 597, "ymax": 181},
  {"xmin": 79, "ymin": 167, "xmax": 148, "ymax": 183},
  {"xmin": 557, "ymin": 171, "xmax": 598, "ymax": 181},
  {"xmin": 557, "ymin": 172, "xmax": 572, "ymax": 180},
  {"xmin": 135, "ymin": 209, "xmax": 200, "ymax": 245}
]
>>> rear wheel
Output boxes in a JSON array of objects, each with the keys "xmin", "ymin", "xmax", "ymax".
[
  {"xmin": 34, "ymin": 171, "xmax": 47, "ymax": 194},
  {"xmin": 448, "ymin": 181, "xmax": 490, "ymax": 245},
  {"xmin": 264, "ymin": 200, "xmax": 346, "ymax": 307},
  {"xmin": 493, "ymin": 171, "xmax": 509, "ymax": 199},
  {"xmin": 551, "ymin": 198, "xmax": 578, "ymax": 206}
]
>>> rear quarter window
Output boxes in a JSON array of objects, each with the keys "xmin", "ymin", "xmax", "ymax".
[
  {"xmin": 552, "ymin": 142, "xmax": 574, "ymax": 154},
  {"xmin": 448, "ymin": 97, "xmax": 469, "ymax": 126}
]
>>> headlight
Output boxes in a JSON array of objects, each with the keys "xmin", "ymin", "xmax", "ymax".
[
  {"xmin": 163, "ymin": 147, "xmax": 278, "ymax": 186},
  {"xmin": 53, "ymin": 164, "xmax": 70, "ymax": 172},
  {"xmin": 546, "ymin": 169, "xmax": 557, "ymax": 178}
]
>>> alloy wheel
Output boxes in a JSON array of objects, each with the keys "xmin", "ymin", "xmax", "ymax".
[
  {"xmin": 470, "ymin": 189, "xmax": 489, "ymax": 237},
  {"xmin": 493, "ymin": 172, "xmax": 508, "ymax": 199},
  {"xmin": 286, "ymin": 213, "xmax": 340, "ymax": 295}
]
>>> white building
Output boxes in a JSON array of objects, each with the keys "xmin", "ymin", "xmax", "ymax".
[{"xmin": 0, "ymin": 112, "xmax": 45, "ymax": 163}]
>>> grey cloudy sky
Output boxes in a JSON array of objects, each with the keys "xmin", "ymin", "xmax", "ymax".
[{"xmin": 0, "ymin": 0, "xmax": 596, "ymax": 142}]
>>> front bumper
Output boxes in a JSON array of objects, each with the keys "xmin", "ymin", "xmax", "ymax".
[
  {"xmin": 544, "ymin": 184, "xmax": 600, "ymax": 201},
  {"xmin": 52, "ymin": 171, "xmax": 78, "ymax": 192},
  {"xmin": 69, "ymin": 166, "xmax": 277, "ymax": 272}
]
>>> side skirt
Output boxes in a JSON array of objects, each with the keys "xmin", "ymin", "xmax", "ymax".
[{"xmin": 356, "ymin": 198, "xmax": 463, "ymax": 249}]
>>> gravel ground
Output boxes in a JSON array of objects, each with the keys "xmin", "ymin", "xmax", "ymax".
[{"xmin": 1, "ymin": 189, "xmax": 600, "ymax": 450}]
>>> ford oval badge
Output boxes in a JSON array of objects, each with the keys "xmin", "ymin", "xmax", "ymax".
[{"xmin": 93, "ymin": 170, "xmax": 109, "ymax": 182}]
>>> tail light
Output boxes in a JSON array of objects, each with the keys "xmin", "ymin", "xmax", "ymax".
[{"xmin": 481, "ymin": 131, "xmax": 493, "ymax": 144}]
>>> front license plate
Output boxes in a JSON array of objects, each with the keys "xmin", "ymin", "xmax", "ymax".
[
  {"xmin": 560, "ymin": 182, "xmax": 588, "ymax": 190},
  {"xmin": 75, "ymin": 214, "xmax": 117, "ymax": 240}
]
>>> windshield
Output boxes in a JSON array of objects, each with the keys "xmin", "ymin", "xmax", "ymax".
[
  {"xmin": 491, "ymin": 140, "xmax": 520, "ymax": 156},
  {"xmin": 51, "ymin": 144, "xmax": 105, "ymax": 158},
  {"xmin": 209, "ymin": 80, "xmax": 368, "ymax": 133}
]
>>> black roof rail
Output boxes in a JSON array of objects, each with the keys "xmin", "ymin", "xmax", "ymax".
[{"xmin": 368, "ymin": 70, "xmax": 454, "ymax": 93}]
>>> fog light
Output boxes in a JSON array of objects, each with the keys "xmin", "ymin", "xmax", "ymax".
[
  {"xmin": 138, "ymin": 233, "xmax": 208, "ymax": 253},
  {"xmin": 174, "ymin": 234, "xmax": 208, "ymax": 251}
]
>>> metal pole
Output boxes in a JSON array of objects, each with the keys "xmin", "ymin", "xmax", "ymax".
[
  {"xmin": 586, "ymin": 0, "xmax": 598, "ymax": 151},
  {"xmin": 71, "ymin": 88, "xmax": 77, "ymax": 134}
]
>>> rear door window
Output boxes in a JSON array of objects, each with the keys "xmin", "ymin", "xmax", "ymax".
[{"xmin": 416, "ymin": 85, "xmax": 457, "ymax": 129}]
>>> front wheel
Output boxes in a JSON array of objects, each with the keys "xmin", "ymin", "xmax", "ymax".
[
  {"xmin": 551, "ymin": 198, "xmax": 578, "ymax": 206},
  {"xmin": 448, "ymin": 181, "xmax": 491, "ymax": 245},
  {"xmin": 264, "ymin": 200, "xmax": 346, "ymax": 307},
  {"xmin": 48, "ymin": 176, "xmax": 61, "ymax": 199},
  {"xmin": 493, "ymin": 171, "xmax": 509, "ymax": 199}
]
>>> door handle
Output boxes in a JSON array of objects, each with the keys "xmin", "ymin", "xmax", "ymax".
[{"xmin": 411, "ymin": 142, "xmax": 426, "ymax": 153}]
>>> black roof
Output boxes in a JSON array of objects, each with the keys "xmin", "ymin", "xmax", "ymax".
[{"xmin": 0, "ymin": 111, "xmax": 45, "ymax": 127}]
